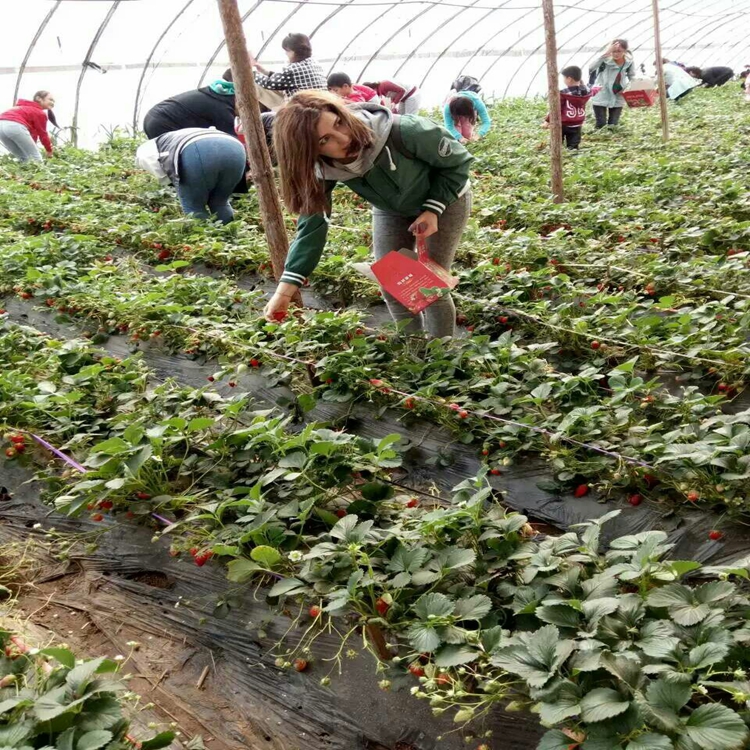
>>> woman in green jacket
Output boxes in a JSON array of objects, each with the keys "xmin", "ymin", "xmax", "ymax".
[
  {"xmin": 589, "ymin": 39, "xmax": 636, "ymax": 128},
  {"xmin": 264, "ymin": 91, "xmax": 473, "ymax": 337}
]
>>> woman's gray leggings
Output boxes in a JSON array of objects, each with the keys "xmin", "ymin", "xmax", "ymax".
[
  {"xmin": 372, "ymin": 190, "xmax": 471, "ymax": 338},
  {"xmin": 0, "ymin": 121, "xmax": 42, "ymax": 162}
]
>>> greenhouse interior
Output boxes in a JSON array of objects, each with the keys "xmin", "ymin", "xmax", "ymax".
[{"xmin": 1, "ymin": 1, "xmax": 750, "ymax": 749}]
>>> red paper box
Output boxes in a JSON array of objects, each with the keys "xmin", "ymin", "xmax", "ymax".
[
  {"xmin": 623, "ymin": 89, "xmax": 658, "ymax": 108},
  {"xmin": 370, "ymin": 247, "xmax": 458, "ymax": 314}
]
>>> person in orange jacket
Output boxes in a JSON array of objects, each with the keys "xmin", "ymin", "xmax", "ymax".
[{"xmin": 0, "ymin": 91, "xmax": 55, "ymax": 162}]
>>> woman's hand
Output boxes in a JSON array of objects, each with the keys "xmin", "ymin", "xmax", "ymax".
[
  {"xmin": 263, "ymin": 282, "xmax": 298, "ymax": 322},
  {"xmin": 409, "ymin": 211, "xmax": 439, "ymax": 239}
]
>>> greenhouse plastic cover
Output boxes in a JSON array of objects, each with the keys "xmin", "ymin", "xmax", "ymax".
[{"xmin": 1, "ymin": 0, "xmax": 748, "ymax": 148}]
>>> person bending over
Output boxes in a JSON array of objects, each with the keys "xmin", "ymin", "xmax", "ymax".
[{"xmin": 263, "ymin": 92, "xmax": 473, "ymax": 338}]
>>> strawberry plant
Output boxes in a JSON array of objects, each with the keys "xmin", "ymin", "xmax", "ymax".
[{"xmin": 0, "ymin": 630, "xmax": 174, "ymax": 749}]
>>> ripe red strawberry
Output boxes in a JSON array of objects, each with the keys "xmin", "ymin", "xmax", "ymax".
[
  {"xmin": 10, "ymin": 435, "xmax": 24, "ymax": 444},
  {"xmin": 573, "ymin": 484, "xmax": 590, "ymax": 498},
  {"xmin": 644, "ymin": 473, "xmax": 659, "ymax": 488},
  {"xmin": 456, "ymin": 314, "xmax": 468, "ymax": 325},
  {"xmin": 490, "ymin": 468, "xmax": 501, "ymax": 476},
  {"xmin": 369, "ymin": 378, "xmax": 384, "ymax": 387},
  {"xmin": 13, "ymin": 444, "xmax": 25, "ymax": 454},
  {"xmin": 375, "ymin": 598, "xmax": 390, "ymax": 616},
  {"xmin": 708, "ymin": 530, "xmax": 723, "ymax": 541},
  {"xmin": 136, "ymin": 492, "xmax": 151, "ymax": 500},
  {"xmin": 591, "ymin": 341, "xmax": 601, "ymax": 350},
  {"xmin": 407, "ymin": 498, "xmax": 419, "ymax": 508},
  {"xmin": 99, "ymin": 500, "xmax": 114, "ymax": 510},
  {"xmin": 627, "ymin": 494, "xmax": 642, "ymax": 506},
  {"xmin": 335, "ymin": 509, "xmax": 347, "ymax": 518},
  {"xmin": 20, "ymin": 292, "xmax": 32, "ymax": 300},
  {"xmin": 293, "ymin": 658, "xmax": 309, "ymax": 672},
  {"xmin": 466, "ymin": 325, "xmax": 475, "ymax": 332},
  {"xmin": 0, "ymin": 310, "xmax": 6, "ymax": 315},
  {"xmin": 157, "ymin": 249, "xmax": 170, "ymax": 261},
  {"xmin": 309, "ymin": 605, "xmax": 322, "ymax": 618},
  {"xmin": 207, "ymin": 375, "xmax": 215, "ymax": 382},
  {"xmin": 498, "ymin": 441, "xmax": 507, "ymax": 448},
  {"xmin": 194, "ymin": 551, "xmax": 213, "ymax": 566},
  {"xmin": 189, "ymin": 547, "xmax": 199, "ymax": 557},
  {"xmin": 404, "ymin": 398, "xmax": 415, "ymax": 410},
  {"xmin": 481, "ymin": 449, "xmax": 489, "ymax": 456},
  {"xmin": 718, "ymin": 383, "xmax": 728, "ymax": 392},
  {"xmin": 498, "ymin": 316, "xmax": 509, "ymax": 324},
  {"xmin": 228, "ymin": 381, "xmax": 237, "ymax": 387},
  {"xmin": 492, "ymin": 257, "xmax": 500, "ymax": 265},
  {"xmin": 45, "ymin": 298, "xmax": 55, "ymax": 307},
  {"xmin": 408, "ymin": 663, "xmax": 425, "ymax": 677},
  {"xmin": 458, "ymin": 410, "xmax": 469, "ymax": 419},
  {"xmin": 687, "ymin": 491, "xmax": 699, "ymax": 503},
  {"xmin": 355, "ymin": 328, "xmax": 364, "ymax": 335},
  {"xmin": 126, "ymin": 511, "xmax": 135, "ymax": 519},
  {"xmin": 91, "ymin": 513, "xmax": 104, "ymax": 522},
  {"xmin": 4, "ymin": 448, "xmax": 16, "ymax": 458}
]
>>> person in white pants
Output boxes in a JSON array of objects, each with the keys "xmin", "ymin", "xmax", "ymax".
[{"xmin": 362, "ymin": 80, "xmax": 421, "ymax": 114}]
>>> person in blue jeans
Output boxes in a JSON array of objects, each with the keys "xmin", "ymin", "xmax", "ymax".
[{"xmin": 136, "ymin": 128, "xmax": 246, "ymax": 223}]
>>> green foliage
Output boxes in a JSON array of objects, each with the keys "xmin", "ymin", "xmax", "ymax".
[{"xmin": 0, "ymin": 632, "xmax": 174, "ymax": 749}]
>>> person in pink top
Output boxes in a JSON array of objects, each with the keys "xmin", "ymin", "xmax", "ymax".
[
  {"xmin": 327, "ymin": 73, "xmax": 378, "ymax": 104},
  {"xmin": 0, "ymin": 91, "xmax": 55, "ymax": 162},
  {"xmin": 362, "ymin": 80, "xmax": 421, "ymax": 114}
]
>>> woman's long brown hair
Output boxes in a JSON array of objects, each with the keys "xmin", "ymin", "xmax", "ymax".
[{"xmin": 273, "ymin": 91, "xmax": 373, "ymax": 215}]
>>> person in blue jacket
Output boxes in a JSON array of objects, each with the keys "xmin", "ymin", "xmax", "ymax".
[{"xmin": 443, "ymin": 90, "xmax": 491, "ymax": 144}]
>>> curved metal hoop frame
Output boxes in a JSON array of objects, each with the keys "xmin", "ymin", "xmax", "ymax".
[{"xmin": 72, "ymin": 0, "xmax": 121, "ymax": 147}]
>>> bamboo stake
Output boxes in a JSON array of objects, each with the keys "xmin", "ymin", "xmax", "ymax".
[
  {"xmin": 216, "ymin": 0, "xmax": 292, "ymax": 285},
  {"xmin": 542, "ymin": 0, "xmax": 564, "ymax": 203},
  {"xmin": 652, "ymin": 0, "xmax": 670, "ymax": 142}
]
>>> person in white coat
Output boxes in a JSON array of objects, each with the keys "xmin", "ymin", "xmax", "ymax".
[{"xmin": 661, "ymin": 59, "xmax": 701, "ymax": 101}]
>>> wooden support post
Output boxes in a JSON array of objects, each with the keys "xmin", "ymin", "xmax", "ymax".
[
  {"xmin": 216, "ymin": 0, "xmax": 291, "ymax": 283},
  {"xmin": 652, "ymin": 0, "xmax": 670, "ymax": 142},
  {"xmin": 542, "ymin": 0, "xmax": 564, "ymax": 204}
]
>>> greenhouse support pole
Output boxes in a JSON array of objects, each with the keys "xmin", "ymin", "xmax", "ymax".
[
  {"xmin": 216, "ymin": 0, "xmax": 291, "ymax": 285},
  {"xmin": 542, "ymin": 0, "xmax": 564, "ymax": 203},
  {"xmin": 652, "ymin": 0, "xmax": 669, "ymax": 142}
]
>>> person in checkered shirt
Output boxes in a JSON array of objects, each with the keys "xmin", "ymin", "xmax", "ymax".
[{"xmin": 251, "ymin": 33, "xmax": 327, "ymax": 102}]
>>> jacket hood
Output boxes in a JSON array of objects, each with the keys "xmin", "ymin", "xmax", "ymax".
[
  {"xmin": 16, "ymin": 99, "xmax": 42, "ymax": 108},
  {"xmin": 319, "ymin": 102, "xmax": 393, "ymax": 182}
]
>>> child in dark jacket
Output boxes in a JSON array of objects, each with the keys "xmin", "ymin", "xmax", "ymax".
[{"xmin": 544, "ymin": 66, "xmax": 591, "ymax": 150}]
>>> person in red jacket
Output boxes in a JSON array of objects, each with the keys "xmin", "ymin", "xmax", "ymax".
[
  {"xmin": 362, "ymin": 80, "xmax": 421, "ymax": 114},
  {"xmin": 0, "ymin": 91, "xmax": 55, "ymax": 162},
  {"xmin": 543, "ymin": 66, "xmax": 591, "ymax": 150},
  {"xmin": 327, "ymin": 73, "xmax": 378, "ymax": 104}
]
